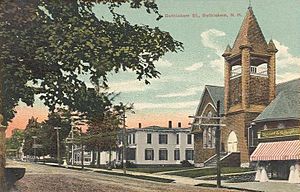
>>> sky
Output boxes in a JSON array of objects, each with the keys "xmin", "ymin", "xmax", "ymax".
[{"xmin": 6, "ymin": 0, "xmax": 300, "ymax": 137}]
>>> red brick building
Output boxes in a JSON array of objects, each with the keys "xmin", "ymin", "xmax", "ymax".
[{"xmin": 192, "ymin": 6, "xmax": 300, "ymax": 172}]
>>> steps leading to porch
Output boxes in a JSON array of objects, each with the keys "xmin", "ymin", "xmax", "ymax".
[{"xmin": 204, "ymin": 152, "xmax": 228, "ymax": 167}]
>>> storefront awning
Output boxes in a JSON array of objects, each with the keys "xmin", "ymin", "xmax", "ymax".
[{"xmin": 250, "ymin": 140, "xmax": 300, "ymax": 161}]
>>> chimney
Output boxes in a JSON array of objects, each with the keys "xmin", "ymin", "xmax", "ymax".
[
  {"xmin": 138, "ymin": 123, "xmax": 142, "ymax": 128},
  {"xmin": 178, "ymin": 122, "xmax": 182, "ymax": 128},
  {"xmin": 168, "ymin": 121, "xmax": 172, "ymax": 128}
]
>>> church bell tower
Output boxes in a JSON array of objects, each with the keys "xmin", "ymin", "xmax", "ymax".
[{"xmin": 222, "ymin": 7, "xmax": 278, "ymax": 166}]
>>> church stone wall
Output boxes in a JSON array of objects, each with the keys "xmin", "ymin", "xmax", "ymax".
[{"xmin": 249, "ymin": 76, "xmax": 269, "ymax": 105}]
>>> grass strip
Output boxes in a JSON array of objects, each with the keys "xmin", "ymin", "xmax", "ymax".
[
  {"xmin": 94, "ymin": 170, "xmax": 174, "ymax": 183},
  {"xmin": 196, "ymin": 183, "xmax": 263, "ymax": 192},
  {"xmin": 167, "ymin": 167, "xmax": 253, "ymax": 178},
  {"xmin": 127, "ymin": 167, "xmax": 193, "ymax": 173}
]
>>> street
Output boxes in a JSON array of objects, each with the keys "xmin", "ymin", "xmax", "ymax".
[{"xmin": 7, "ymin": 160, "xmax": 237, "ymax": 192}]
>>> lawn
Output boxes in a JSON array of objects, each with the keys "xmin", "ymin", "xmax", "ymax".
[
  {"xmin": 127, "ymin": 167, "xmax": 194, "ymax": 173},
  {"xmin": 166, "ymin": 167, "xmax": 254, "ymax": 178}
]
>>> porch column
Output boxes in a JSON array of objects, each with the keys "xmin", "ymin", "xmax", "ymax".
[
  {"xmin": 259, "ymin": 166, "xmax": 269, "ymax": 182},
  {"xmin": 288, "ymin": 163, "xmax": 300, "ymax": 183}
]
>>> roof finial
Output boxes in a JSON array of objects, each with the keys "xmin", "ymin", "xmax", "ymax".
[{"xmin": 249, "ymin": 0, "xmax": 252, "ymax": 8}]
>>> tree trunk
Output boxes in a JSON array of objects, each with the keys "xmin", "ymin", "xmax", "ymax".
[
  {"xmin": 97, "ymin": 146, "xmax": 100, "ymax": 168},
  {"xmin": 0, "ymin": 115, "xmax": 7, "ymax": 191},
  {"xmin": 109, "ymin": 147, "xmax": 112, "ymax": 166},
  {"xmin": 91, "ymin": 149, "xmax": 95, "ymax": 166},
  {"xmin": 81, "ymin": 142, "xmax": 84, "ymax": 170}
]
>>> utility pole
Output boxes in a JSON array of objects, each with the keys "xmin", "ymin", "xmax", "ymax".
[
  {"xmin": 32, "ymin": 136, "xmax": 37, "ymax": 162},
  {"xmin": 80, "ymin": 127, "xmax": 84, "ymax": 170},
  {"xmin": 188, "ymin": 100, "xmax": 223, "ymax": 188},
  {"xmin": 71, "ymin": 125, "xmax": 74, "ymax": 165},
  {"xmin": 215, "ymin": 100, "xmax": 221, "ymax": 188},
  {"xmin": 121, "ymin": 110, "xmax": 127, "ymax": 174},
  {"xmin": 54, "ymin": 127, "xmax": 61, "ymax": 165}
]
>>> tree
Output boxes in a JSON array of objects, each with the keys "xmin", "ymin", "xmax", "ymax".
[
  {"xmin": 5, "ymin": 129, "xmax": 24, "ymax": 159},
  {"xmin": 0, "ymin": 1, "xmax": 182, "ymax": 124},
  {"xmin": 0, "ymin": 0, "xmax": 183, "ymax": 190},
  {"xmin": 22, "ymin": 117, "xmax": 43, "ymax": 157},
  {"xmin": 39, "ymin": 112, "xmax": 71, "ymax": 159},
  {"xmin": 86, "ymin": 102, "xmax": 133, "ymax": 167}
]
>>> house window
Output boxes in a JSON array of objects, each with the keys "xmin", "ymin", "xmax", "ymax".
[
  {"xmin": 127, "ymin": 148, "xmax": 136, "ymax": 160},
  {"xmin": 132, "ymin": 134, "xmax": 135, "ymax": 144},
  {"xmin": 176, "ymin": 134, "xmax": 179, "ymax": 144},
  {"xmin": 185, "ymin": 149, "xmax": 194, "ymax": 160},
  {"xmin": 128, "ymin": 134, "xmax": 131, "ymax": 144},
  {"xmin": 145, "ymin": 149, "xmax": 154, "ymax": 160},
  {"xmin": 159, "ymin": 149, "xmax": 168, "ymax": 160},
  {"xmin": 159, "ymin": 134, "xmax": 168, "ymax": 144},
  {"xmin": 147, "ymin": 133, "xmax": 152, "ymax": 144},
  {"xmin": 187, "ymin": 134, "xmax": 192, "ymax": 144},
  {"xmin": 174, "ymin": 149, "xmax": 180, "ymax": 160}
]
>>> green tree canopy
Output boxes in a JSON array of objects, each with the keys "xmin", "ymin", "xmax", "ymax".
[
  {"xmin": 6, "ymin": 129, "xmax": 24, "ymax": 151},
  {"xmin": 0, "ymin": 0, "xmax": 183, "ymax": 125}
]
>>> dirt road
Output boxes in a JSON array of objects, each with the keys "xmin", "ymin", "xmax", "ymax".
[{"xmin": 7, "ymin": 160, "xmax": 238, "ymax": 192}]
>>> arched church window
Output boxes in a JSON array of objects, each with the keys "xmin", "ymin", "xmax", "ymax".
[
  {"xmin": 212, "ymin": 127, "xmax": 216, "ymax": 148},
  {"xmin": 203, "ymin": 128, "xmax": 207, "ymax": 148},
  {"xmin": 207, "ymin": 111, "xmax": 213, "ymax": 118},
  {"xmin": 263, "ymin": 124, "xmax": 268, "ymax": 130},
  {"xmin": 208, "ymin": 127, "xmax": 212, "ymax": 147}
]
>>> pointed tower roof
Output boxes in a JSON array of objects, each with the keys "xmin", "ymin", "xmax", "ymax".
[
  {"xmin": 231, "ymin": 7, "xmax": 269, "ymax": 55},
  {"xmin": 267, "ymin": 39, "xmax": 278, "ymax": 53},
  {"xmin": 222, "ymin": 44, "xmax": 232, "ymax": 57}
]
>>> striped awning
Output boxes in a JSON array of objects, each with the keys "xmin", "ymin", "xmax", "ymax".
[{"xmin": 250, "ymin": 140, "xmax": 300, "ymax": 161}]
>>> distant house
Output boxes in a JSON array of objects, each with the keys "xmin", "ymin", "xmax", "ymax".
[
  {"xmin": 72, "ymin": 145, "xmax": 117, "ymax": 166},
  {"xmin": 122, "ymin": 121, "xmax": 194, "ymax": 166}
]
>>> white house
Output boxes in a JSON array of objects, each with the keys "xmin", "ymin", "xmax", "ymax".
[
  {"xmin": 72, "ymin": 145, "xmax": 117, "ymax": 166},
  {"xmin": 122, "ymin": 122, "xmax": 194, "ymax": 166}
]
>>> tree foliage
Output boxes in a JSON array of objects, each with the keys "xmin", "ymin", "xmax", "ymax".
[
  {"xmin": 22, "ymin": 110, "xmax": 71, "ymax": 158},
  {"xmin": 22, "ymin": 117, "xmax": 43, "ymax": 157},
  {"xmin": 6, "ymin": 129, "xmax": 24, "ymax": 151},
  {"xmin": 0, "ymin": 0, "xmax": 183, "ymax": 125}
]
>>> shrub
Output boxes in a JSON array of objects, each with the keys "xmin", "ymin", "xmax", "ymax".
[
  {"xmin": 180, "ymin": 160, "xmax": 193, "ymax": 167},
  {"xmin": 126, "ymin": 161, "xmax": 136, "ymax": 168}
]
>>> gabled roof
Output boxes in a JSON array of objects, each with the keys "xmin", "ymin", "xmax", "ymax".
[
  {"xmin": 254, "ymin": 78, "xmax": 300, "ymax": 122},
  {"xmin": 230, "ymin": 7, "xmax": 269, "ymax": 55},
  {"xmin": 205, "ymin": 85, "xmax": 224, "ymax": 114}
]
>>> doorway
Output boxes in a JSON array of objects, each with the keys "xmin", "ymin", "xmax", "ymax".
[{"xmin": 227, "ymin": 131, "xmax": 238, "ymax": 152}]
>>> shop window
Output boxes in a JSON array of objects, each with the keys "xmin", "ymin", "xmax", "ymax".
[{"xmin": 278, "ymin": 123, "xmax": 285, "ymax": 129}]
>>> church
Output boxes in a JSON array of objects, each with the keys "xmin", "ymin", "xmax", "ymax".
[{"xmin": 191, "ymin": 6, "xmax": 300, "ymax": 182}]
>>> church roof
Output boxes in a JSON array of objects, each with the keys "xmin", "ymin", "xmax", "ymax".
[
  {"xmin": 230, "ymin": 7, "xmax": 269, "ymax": 55},
  {"xmin": 254, "ymin": 78, "xmax": 300, "ymax": 122},
  {"xmin": 196, "ymin": 78, "xmax": 300, "ymax": 122},
  {"xmin": 205, "ymin": 85, "xmax": 224, "ymax": 114}
]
